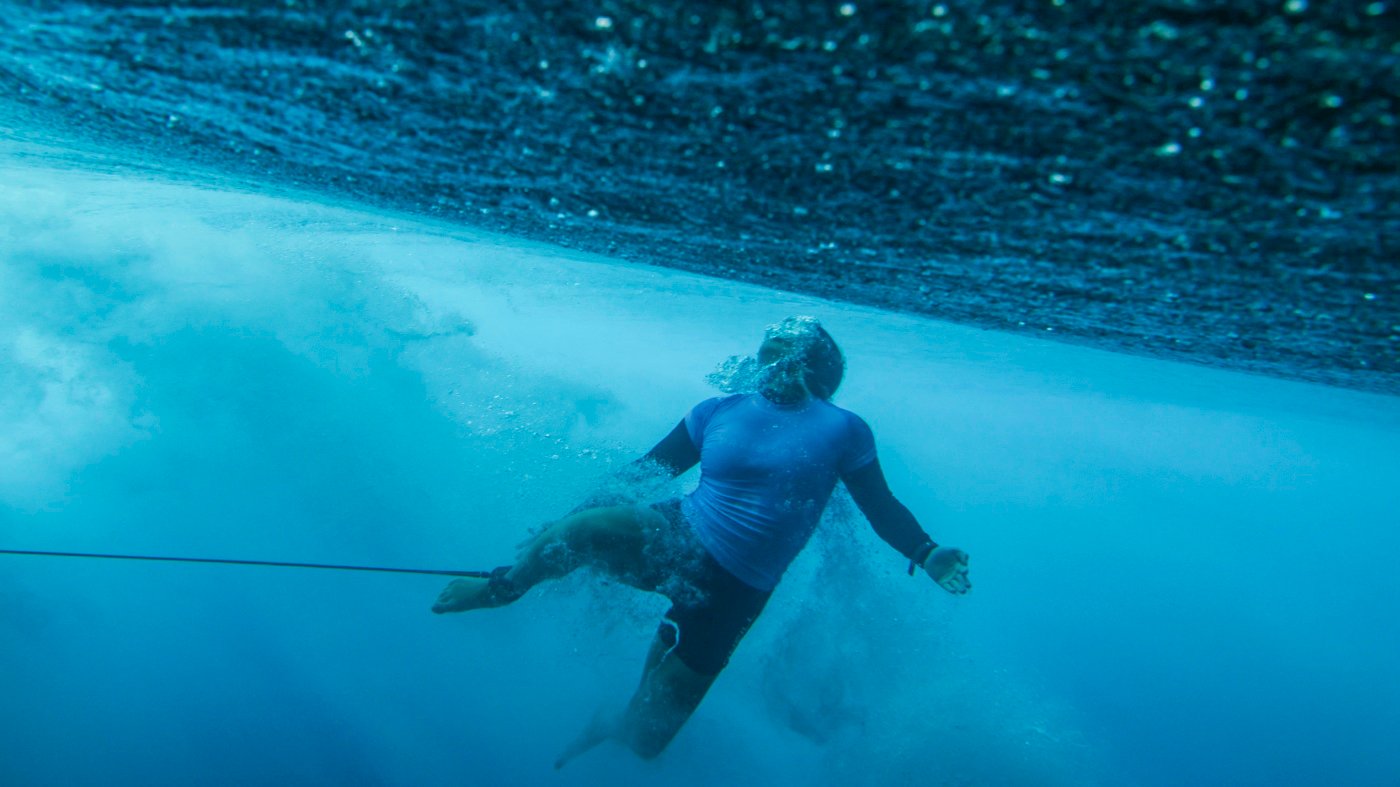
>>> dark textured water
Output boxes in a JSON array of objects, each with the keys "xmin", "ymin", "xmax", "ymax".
[{"xmin": 2, "ymin": 0, "xmax": 1397, "ymax": 392}]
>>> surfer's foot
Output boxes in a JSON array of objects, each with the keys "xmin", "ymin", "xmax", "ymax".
[
  {"xmin": 554, "ymin": 706, "xmax": 619, "ymax": 770},
  {"xmin": 431, "ymin": 567, "xmax": 524, "ymax": 614}
]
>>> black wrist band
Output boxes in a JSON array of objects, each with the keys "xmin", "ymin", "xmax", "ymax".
[{"xmin": 907, "ymin": 541, "xmax": 938, "ymax": 576}]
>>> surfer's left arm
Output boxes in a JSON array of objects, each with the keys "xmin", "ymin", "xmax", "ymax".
[{"xmin": 842, "ymin": 459, "xmax": 971, "ymax": 595}]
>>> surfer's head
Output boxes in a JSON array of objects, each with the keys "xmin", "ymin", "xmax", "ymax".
[
  {"xmin": 705, "ymin": 316, "xmax": 845, "ymax": 402},
  {"xmin": 756, "ymin": 316, "xmax": 845, "ymax": 402}
]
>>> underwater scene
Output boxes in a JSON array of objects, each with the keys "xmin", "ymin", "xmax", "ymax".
[{"xmin": 2, "ymin": 3, "xmax": 1398, "ymax": 786}]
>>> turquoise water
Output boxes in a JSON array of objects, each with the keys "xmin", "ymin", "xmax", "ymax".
[{"xmin": 3, "ymin": 150, "xmax": 1399, "ymax": 786}]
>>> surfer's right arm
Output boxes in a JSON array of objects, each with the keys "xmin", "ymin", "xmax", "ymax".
[
  {"xmin": 637, "ymin": 419, "xmax": 700, "ymax": 477},
  {"xmin": 568, "ymin": 420, "xmax": 699, "ymax": 512}
]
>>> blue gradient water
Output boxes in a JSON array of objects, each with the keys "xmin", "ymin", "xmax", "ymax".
[{"xmin": 2, "ymin": 143, "xmax": 1399, "ymax": 786}]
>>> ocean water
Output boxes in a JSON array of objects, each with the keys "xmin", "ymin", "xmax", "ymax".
[
  {"xmin": 3, "ymin": 3, "xmax": 1400, "ymax": 784},
  {"xmin": 3, "ymin": 142, "xmax": 1399, "ymax": 786},
  {"xmin": 2, "ymin": 0, "xmax": 1397, "ymax": 391}
]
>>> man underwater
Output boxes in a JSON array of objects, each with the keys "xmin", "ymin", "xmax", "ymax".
[{"xmin": 433, "ymin": 316, "xmax": 971, "ymax": 765}]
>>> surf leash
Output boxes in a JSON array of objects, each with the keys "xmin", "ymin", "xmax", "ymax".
[{"xmin": 0, "ymin": 548, "xmax": 491, "ymax": 578}]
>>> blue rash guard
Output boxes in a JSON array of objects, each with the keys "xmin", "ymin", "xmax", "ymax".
[{"xmin": 680, "ymin": 393, "xmax": 878, "ymax": 591}]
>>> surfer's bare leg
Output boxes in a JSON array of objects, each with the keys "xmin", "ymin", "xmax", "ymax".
[
  {"xmin": 508, "ymin": 505, "xmax": 659, "ymax": 588},
  {"xmin": 619, "ymin": 632, "xmax": 717, "ymax": 759},
  {"xmin": 556, "ymin": 630, "xmax": 717, "ymax": 767},
  {"xmin": 432, "ymin": 505, "xmax": 661, "ymax": 614}
]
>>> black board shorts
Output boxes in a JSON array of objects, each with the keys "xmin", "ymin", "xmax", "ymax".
[{"xmin": 643, "ymin": 499, "xmax": 772, "ymax": 676}]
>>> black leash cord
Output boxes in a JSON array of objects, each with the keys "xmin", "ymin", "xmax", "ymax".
[{"xmin": 0, "ymin": 548, "xmax": 490, "ymax": 578}]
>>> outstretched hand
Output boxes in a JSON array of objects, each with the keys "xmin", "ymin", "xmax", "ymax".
[{"xmin": 923, "ymin": 547, "xmax": 971, "ymax": 595}]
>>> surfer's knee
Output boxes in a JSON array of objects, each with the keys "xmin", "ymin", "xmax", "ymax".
[
  {"xmin": 629, "ymin": 738, "xmax": 668, "ymax": 761},
  {"xmin": 622, "ymin": 722, "xmax": 677, "ymax": 761},
  {"xmin": 561, "ymin": 506, "xmax": 647, "ymax": 552}
]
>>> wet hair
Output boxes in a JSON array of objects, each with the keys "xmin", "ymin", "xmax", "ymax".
[
  {"xmin": 710, "ymin": 317, "xmax": 847, "ymax": 399},
  {"xmin": 803, "ymin": 325, "xmax": 845, "ymax": 400}
]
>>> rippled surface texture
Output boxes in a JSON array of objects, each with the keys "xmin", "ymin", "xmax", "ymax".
[{"xmin": 1, "ymin": 0, "xmax": 1397, "ymax": 392}]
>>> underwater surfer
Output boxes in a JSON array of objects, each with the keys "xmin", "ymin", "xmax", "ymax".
[{"xmin": 432, "ymin": 316, "xmax": 971, "ymax": 766}]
